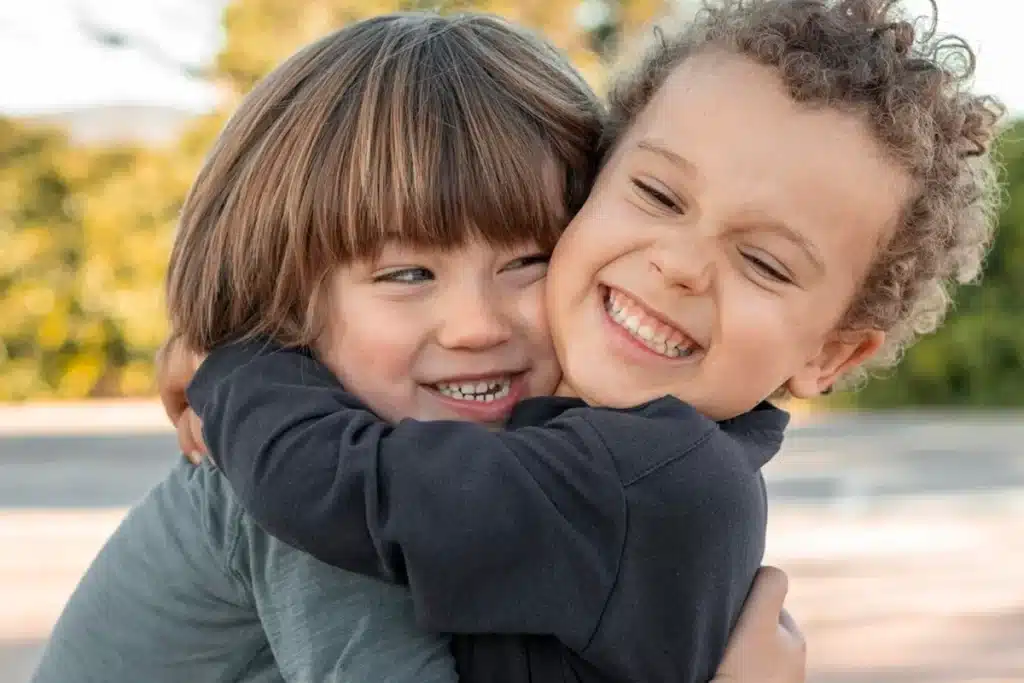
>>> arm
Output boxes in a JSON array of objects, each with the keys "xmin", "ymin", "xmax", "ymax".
[
  {"xmin": 240, "ymin": 514, "xmax": 458, "ymax": 683},
  {"xmin": 160, "ymin": 338, "xmax": 806, "ymax": 683},
  {"xmin": 575, "ymin": 410, "xmax": 774, "ymax": 683},
  {"xmin": 33, "ymin": 463, "xmax": 266, "ymax": 682},
  {"xmin": 187, "ymin": 341, "xmax": 715, "ymax": 649}
]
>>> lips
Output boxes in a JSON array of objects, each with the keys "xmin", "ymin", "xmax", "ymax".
[
  {"xmin": 423, "ymin": 372, "xmax": 528, "ymax": 424},
  {"xmin": 434, "ymin": 377, "xmax": 513, "ymax": 403},
  {"xmin": 602, "ymin": 286, "xmax": 700, "ymax": 359}
]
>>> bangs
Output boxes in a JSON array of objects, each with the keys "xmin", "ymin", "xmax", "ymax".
[
  {"xmin": 167, "ymin": 12, "xmax": 602, "ymax": 352},
  {"xmin": 307, "ymin": 16, "xmax": 582, "ymax": 262}
]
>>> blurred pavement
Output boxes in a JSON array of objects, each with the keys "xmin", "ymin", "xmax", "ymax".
[{"xmin": 1, "ymin": 408, "xmax": 1021, "ymax": 682}]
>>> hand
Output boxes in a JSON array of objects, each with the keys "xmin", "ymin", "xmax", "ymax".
[
  {"xmin": 176, "ymin": 406, "xmax": 208, "ymax": 465},
  {"xmin": 156, "ymin": 337, "xmax": 208, "ymax": 463},
  {"xmin": 712, "ymin": 566, "xmax": 806, "ymax": 683}
]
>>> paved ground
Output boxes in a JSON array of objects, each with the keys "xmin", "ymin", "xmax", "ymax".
[{"xmin": 2, "ymin": 412, "xmax": 1022, "ymax": 682}]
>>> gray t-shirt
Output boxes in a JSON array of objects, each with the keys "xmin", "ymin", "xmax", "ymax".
[{"xmin": 31, "ymin": 458, "xmax": 457, "ymax": 683}]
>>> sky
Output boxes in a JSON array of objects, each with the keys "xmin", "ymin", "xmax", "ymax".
[
  {"xmin": 0, "ymin": 0, "xmax": 1020, "ymax": 116},
  {"xmin": 0, "ymin": 0, "xmax": 222, "ymax": 115}
]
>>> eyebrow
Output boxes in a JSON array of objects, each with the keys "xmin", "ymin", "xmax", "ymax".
[
  {"xmin": 635, "ymin": 139, "xmax": 825, "ymax": 274},
  {"xmin": 748, "ymin": 218, "xmax": 827, "ymax": 275},
  {"xmin": 635, "ymin": 140, "xmax": 700, "ymax": 178}
]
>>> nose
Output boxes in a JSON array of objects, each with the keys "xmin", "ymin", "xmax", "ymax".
[
  {"xmin": 436, "ymin": 284, "xmax": 513, "ymax": 351},
  {"xmin": 648, "ymin": 231, "xmax": 714, "ymax": 294}
]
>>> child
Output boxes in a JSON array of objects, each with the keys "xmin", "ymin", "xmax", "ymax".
[
  {"xmin": 168, "ymin": 0, "xmax": 1003, "ymax": 682},
  {"xmin": 31, "ymin": 12, "xmax": 801, "ymax": 683}
]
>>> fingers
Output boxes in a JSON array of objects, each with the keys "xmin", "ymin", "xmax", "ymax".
[
  {"xmin": 738, "ymin": 566, "xmax": 789, "ymax": 631},
  {"xmin": 779, "ymin": 607, "xmax": 801, "ymax": 637},
  {"xmin": 177, "ymin": 417, "xmax": 197, "ymax": 462},
  {"xmin": 159, "ymin": 336, "xmax": 211, "ymax": 467},
  {"xmin": 715, "ymin": 566, "xmax": 806, "ymax": 683},
  {"xmin": 176, "ymin": 408, "xmax": 209, "ymax": 465},
  {"xmin": 186, "ymin": 409, "xmax": 207, "ymax": 455},
  {"xmin": 157, "ymin": 337, "xmax": 190, "ymax": 423},
  {"xmin": 183, "ymin": 450, "xmax": 204, "ymax": 466},
  {"xmin": 778, "ymin": 607, "xmax": 806, "ymax": 656}
]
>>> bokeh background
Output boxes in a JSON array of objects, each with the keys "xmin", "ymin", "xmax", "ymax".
[{"xmin": 1, "ymin": 1, "xmax": 1021, "ymax": 681}]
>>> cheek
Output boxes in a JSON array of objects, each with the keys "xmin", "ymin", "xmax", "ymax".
[
  {"xmin": 513, "ymin": 283, "xmax": 562, "ymax": 392},
  {"xmin": 319, "ymin": 299, "xmax": 423, "ymax": 388},
  {"xmin": 719, "ymin": 287, "xmax": 820, "ymax": 372},
  {"xmin": 550, "ymin": 199, "xmax": 633, "ymax": 297}
]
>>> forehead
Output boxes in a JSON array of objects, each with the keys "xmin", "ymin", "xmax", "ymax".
[{"xmin": 628, "ymin": 51, "xmax": 912, "ymax": 263}]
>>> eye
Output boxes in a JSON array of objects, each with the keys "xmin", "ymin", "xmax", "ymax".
[
  {"xmin": 501, "ymin": 253, "xmax": 551, "ymax": 272},
  {"xmin": 631, "ymin": 178, "xmax": 684, "ymax": 214},
  {"xmin": 742, "ymin": 252, "xmax": 792, "ymax": 284},
  {"xmin": 373, "ymin": 266, "xmax": 434, "ymax": 284}
]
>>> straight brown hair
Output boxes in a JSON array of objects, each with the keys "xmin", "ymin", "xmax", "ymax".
[{"xmin": 166, "ymin": 12, "xmax": 603, "ymax": 352}]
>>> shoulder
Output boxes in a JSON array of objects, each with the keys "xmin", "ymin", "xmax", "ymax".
[
  {"xmin": 575, "ymin": 397, "xmax": 787, "ymax": 489},
  {"xmin": 615, "ymin": 401, "xmax": 788, "ymax": 550}
]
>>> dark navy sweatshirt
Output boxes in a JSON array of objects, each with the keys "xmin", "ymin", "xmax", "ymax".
[{"xmin": 187, "ymin": 341, "xmax": 789, "ymax": 683}]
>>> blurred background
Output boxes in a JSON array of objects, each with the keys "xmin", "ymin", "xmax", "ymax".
[{"xmin": 0, "ymin": 0, "xmax": 1021, "ymax": 681}]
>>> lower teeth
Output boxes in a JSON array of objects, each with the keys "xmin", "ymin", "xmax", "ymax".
[{"xmin": 437, "ymin": 385, "xmax": 510, "ymax": 402}]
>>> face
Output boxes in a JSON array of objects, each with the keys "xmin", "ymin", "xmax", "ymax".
[
  {"xmin": 317, "ymin": 238, "xmax": 560, "ymax": 425},
  {"xmin": 547, "ymin": 51, "xmax": 912, "ymax": 420}
]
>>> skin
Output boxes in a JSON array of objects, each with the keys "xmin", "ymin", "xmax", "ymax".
[
  {"xmin": 158, "ymin": 50, "xmax": 904, "ymax": 683},
  {"xmin": 548, "ymin": 51, "xmax": 913, "ymax": 419},
  {"xmin": 317, "ymin": 239, "xmax": 560, "ymax": 426},
  {"xmin": 164, "ymin": 238, "xmax": 807, "ymax": 683},
  {"xmin": 164, "ymin": 230, "xmax": 806, "ymax": 683}
]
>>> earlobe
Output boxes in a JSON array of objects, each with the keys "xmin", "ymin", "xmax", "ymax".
[{"xmin": 785, "ymin": 329, "xmax": 885, "ymax": 399}]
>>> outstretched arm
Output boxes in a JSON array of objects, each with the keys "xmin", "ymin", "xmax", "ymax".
[{"xmin": 187, "ymin": 341, "xmax": 715, "ymax": 650}]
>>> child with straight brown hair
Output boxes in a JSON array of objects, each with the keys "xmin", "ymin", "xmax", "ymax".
[
  {"xmin": 167, "ymin": 0, "xmax": 1003, "ymax": 682},
  {"xmin": 33, "ymin": 11, "xmax": 803, "ymax": 683}
]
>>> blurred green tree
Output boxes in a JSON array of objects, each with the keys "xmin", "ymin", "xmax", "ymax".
[
  {"xmin": 1, "ymin": 0, "xmax": 1019, "ymax": 406},
  {"xmin": 842, "ymin": 119, "xmax": 1024, "ymax": 408}
]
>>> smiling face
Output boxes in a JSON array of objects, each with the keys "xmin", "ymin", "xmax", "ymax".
[
  {"xmin": 547, "ymin": 51, "xmax": 913, "ymax": 420},
  {"xmin": 317, "ymin": 239, "xmax": 561, "ymax": 426}
]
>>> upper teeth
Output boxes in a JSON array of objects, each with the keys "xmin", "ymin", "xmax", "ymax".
[
  {"xmin": 605, "ymin": 289, "xmax": 695, "ymax": 359},
  {"xmin": 435, "ymin": 379, "xmax": 512, "ymax": 402}
]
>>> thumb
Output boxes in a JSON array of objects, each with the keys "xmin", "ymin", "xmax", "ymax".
[{"xmin": 736, "ymin": 566, "xmax": 789, "ymax": 632}]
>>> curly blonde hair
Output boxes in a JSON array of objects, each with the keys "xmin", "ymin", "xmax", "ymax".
[{"xmin": 604, "ymin": 0, "xmax": 1004, "ymax": 387}]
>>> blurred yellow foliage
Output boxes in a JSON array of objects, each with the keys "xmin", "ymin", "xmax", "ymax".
[
  {"xmin": 0, "ymin": 0, "xmax": 667, "ymax": 400},
  {"xmin": 0, "ymin": 0, "xmax": 1020, "ymax": 405}
]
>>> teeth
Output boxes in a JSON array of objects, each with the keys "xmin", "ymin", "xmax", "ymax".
[
  {"xmin": 604, "ymin": 289, "xmax": 696, "ymax": 359},
  {"xmin": 435, "ymin": 379, "xmax": 512, "ymax": 402}
]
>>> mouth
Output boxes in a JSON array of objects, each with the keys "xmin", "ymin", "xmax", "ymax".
[
  {"xmin": 602, "ymin": 286, "xmax": 701, "ymax": 360},
  {"xmin": 433, "ymin": 377, "xmax": 514, "ymax": 403},
  {"xmin": 423, "ymin": 372, "xmax": 527, "ymax": 423}
]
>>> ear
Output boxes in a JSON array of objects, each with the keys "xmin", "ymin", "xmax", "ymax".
[{"xmin": 785, "ymin": 329, "xmax": 885, "ymax": 399}]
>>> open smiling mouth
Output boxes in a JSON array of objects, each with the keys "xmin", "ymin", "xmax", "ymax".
[
  {"xmin": 433, "ymin": 378, "xmax": 513, "ymax": 403},
  {"xmin": 602, "ymin": 286, "xmax": 701, "ymax": 359}
]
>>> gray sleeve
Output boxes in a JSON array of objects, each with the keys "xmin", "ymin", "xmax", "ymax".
[
  {"xmin": 236, "ymin": 510, "xmax": 458, "ymax": 683},
  {"xmin": 31, "ymin": 461, "xmax": 270, "ymax": 683}
]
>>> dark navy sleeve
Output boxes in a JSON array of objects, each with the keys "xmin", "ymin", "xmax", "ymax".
[
  {"xmin": 188, "ymin": 341, "xmax": 784, "ymax": 682},
  {"xmin": 188, "ymin": 344, "xmax": 607, "ymax": 648},
  {"xmin": 571, "ymin": 410, "xmax": 776, "ymax": 683}
]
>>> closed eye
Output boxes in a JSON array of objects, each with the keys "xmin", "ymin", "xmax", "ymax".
[
  {"xmin": 742, "ymin": 252, "xmax": 792, "ymax": 284},
  {"xmin": 373, "ymin": 266, "xmax": 434, "ymax": 284},
  {"xmin": 631, "ymin": 178, "xmax": 684, "ymax": 214},
  {"xmin": 501, "ymin": 253, "xmax": 551, "ymax": 272}
]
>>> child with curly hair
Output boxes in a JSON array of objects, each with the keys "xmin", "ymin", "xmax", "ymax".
[{"xmin": 168, "ymin": 0, "xmax": 1003, "ymax": 681}]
